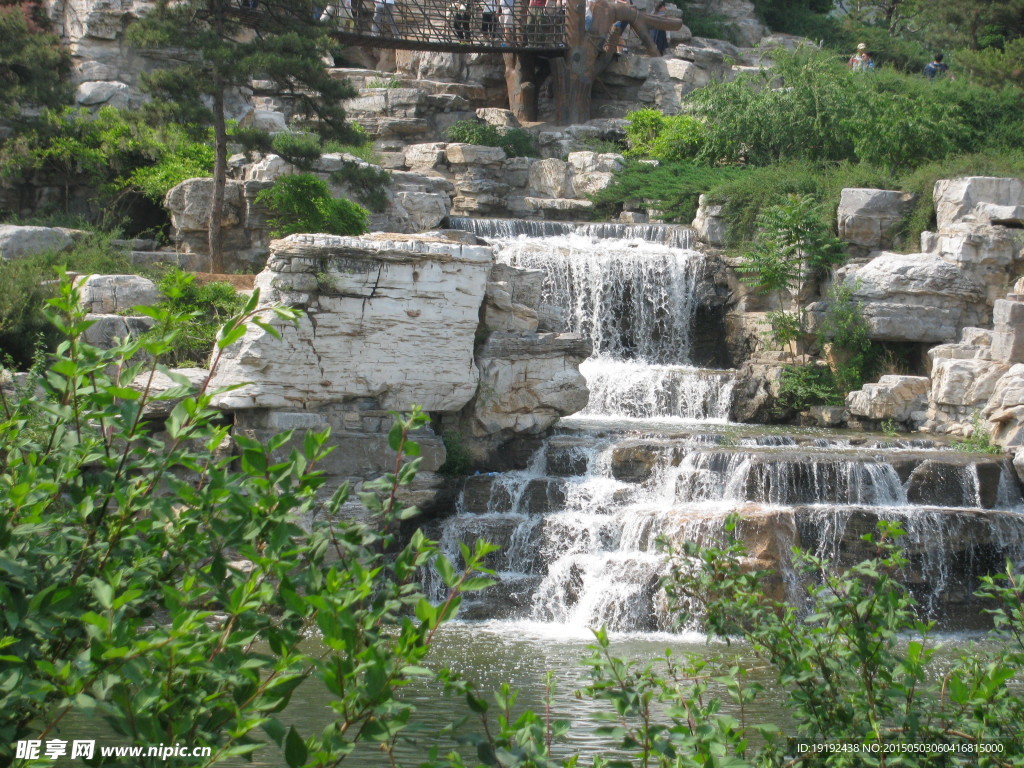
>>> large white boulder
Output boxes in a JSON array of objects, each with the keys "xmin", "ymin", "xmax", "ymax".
[
  {"xmin": 845, "ymin": 375, "xmax": 930, "ymax": 423},
  {"xmin": 836, "ymin": 188, "xmax": 915, "ymax": 249},
  {"xmin": 839, "ymin": 252, "xmax": 988, "ymax": 342},
  {"xmin": 0, "ymin": 225, "xmax": 74, "ymax": 260},
  {"xmin": 75, "ymin": 274, "xmax": 162, "ymax": 314},
  {"xmin": 934, "ymin": 177, "xmax": 1024, "ymax": 232},
  {"xmin": 209, "ymin": 233, "xmax": 492, "ymax": 412}
]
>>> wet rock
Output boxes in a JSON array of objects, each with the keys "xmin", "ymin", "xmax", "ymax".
[
  {"xmin": 520, "ymin": 478, "xmax": 567, "ymax": 515},
  {"xmin": 611, "ymin": 443, "xmax": 662, "ymax": 483}
]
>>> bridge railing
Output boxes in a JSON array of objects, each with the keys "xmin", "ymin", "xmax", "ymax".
[{"xmin": 315, "ymin": 0, "xmax": 567, "ymax": 52}]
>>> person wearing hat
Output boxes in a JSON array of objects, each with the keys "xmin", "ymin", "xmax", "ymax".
[{"xmin": 849, "ymin": 42, "xmax": 870, "ymax": 72}]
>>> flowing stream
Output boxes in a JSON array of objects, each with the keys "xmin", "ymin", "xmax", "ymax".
[{"xmin": 437, "ymin": 218, "xmax": 1024, "ymax": 631}]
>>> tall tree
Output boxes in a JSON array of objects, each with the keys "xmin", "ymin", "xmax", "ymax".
[{"xmin": 127, "ymin": 1, "xmax": 359, "ymax": 272}]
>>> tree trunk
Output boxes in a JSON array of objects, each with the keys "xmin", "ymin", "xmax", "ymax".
[
  {"xmin": 550, "ymin": 0, "xmax": 681, "ymax": 124},
  {"xmin": 209, "ymin": 2, "xmax": 227, "ymax": 274},
  {"xmin": 504, "ymin": 52, "xmax": 538, "ymax": 123}
]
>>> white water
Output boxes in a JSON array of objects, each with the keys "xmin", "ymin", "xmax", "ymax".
[{"xmin": 434, "ymin": 220, "xmax": 1024, "ymax": 632}]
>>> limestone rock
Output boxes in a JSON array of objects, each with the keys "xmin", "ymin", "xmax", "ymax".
[
  {"xmin": 483, "ymin": 282, "xmax": 539, "ymax": 333},
  {"xmin": 930, "ymin": 358, "xmax": 1009, "ymax": 410},
  {"xmin": 837, "ymin": 188, "xmax": 916, "ymax": 249},
  {"xmin": 76, "ymin": 274, "xmax": 162, "ymax": 314},
  {"xmin": 528, "ymin": 158, "xmax": 572, "ymax": 199},
  {"xmin": 839, "ymin": 253, "xmax": 988, "ymax": 342},
  {"xmin": 0, "ymin": 225, "xmax": 74, "ymax": 260},
  {"xmin": 991, "ymin": 298, "xmax": 1024, "ymax": 363},
  {"xmin": 934, "ymin": 177, "xmax": 1024, "ymax": 232},
  {"xmin": 984, "ymin": 364, "xmax": 1024, "ymax": 446},
  {"xmin": 209, "ymin": 233, "xmax": 492, "ymax": 412},
  {"xmin": 476, "ymin": 108, "xmax": 519, "ymax": 128},
  {"xmin": 165, "ymin": 178, "xmax": 244, "ymax": 232},
  {"xmin": 404, "ymin": 142, "xmax": 447, "ymax": 171},
  {"xmin": 845, "ymin": 375, "xmax": 930, "ymax": 422},
  {"xmin": 445, "ymin": 143, "xmax": 506, "ymax": 166},
  {"xmin": 75, "ymin": 80, "xmax": 131, "ymax": 108},
  {"xmin": 693, "ymin": 195, "xmax": 726, "ymax": 247},
  {"xmin": 82, "ymin": 314, "xmax": 155, "ymax": 350},
  {"xmin": 468, "ymin": 332, "xmax": 592, "ymax": 437}
]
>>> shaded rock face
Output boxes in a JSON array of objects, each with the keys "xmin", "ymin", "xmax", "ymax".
[
  {"xmin": 837, "ymin": 188, "xmax": 916, "ymax": 250},
  {"xmin": 210, "ymin": 233, "xmax": 492, "ymax": 412},
  {"xmin": 75, "ymin": 274, "xmax": 161, "ymax": 313}
]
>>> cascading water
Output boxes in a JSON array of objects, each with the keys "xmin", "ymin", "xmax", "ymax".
[{"xmin": 433, "ymin": 218, "xmax": 1024, "ymax": 632}]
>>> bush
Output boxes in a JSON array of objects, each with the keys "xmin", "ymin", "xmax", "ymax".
[
  {"xmin": 777, "ymin": 362, "xmax": 845, "ymax": 409},
  {"xmin": 624, "ymin": 109, "xmax": 706, "ymax": 162},
  {"xmin": 156, "ymin": 269, "xmax": 247, "ymax": 367},
  {"xmin": 444, "ymin": 120, "xmax": 539, "ymax": 158},
  {"xmin": 439, "ymin": 430, "xmax": 473, "ymax": 476},
  {"xmin": 254, "ymin": 173, "xmax": 369, "ymax": 238},
  {"xmin": 0, "ymin": 280, "xmax": 497, "ymax": 765},
  {"xmin": 0, "ymin": 107, "xmax": 215, "ymax": 219}
]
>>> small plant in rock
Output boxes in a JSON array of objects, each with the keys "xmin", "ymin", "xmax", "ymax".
[
  {"xmin": 439, "ymin": 430, "xmax": 474, "ymax": 476},
  {"xmin": 952, "ymin": 412, "xmax": 1003, "ymax": 454},
  {"xmin": 367, "ymin": 77, "xmax": 402, "ymax": 88},
  {"xmin": 880, "ymin": 418, "xmax": 902, "ymax": 436},
  {"xmin": 254, "ymin": 173, "xmax": 369, "ymax": 238},
  {"xmin": 156, "ymin": 268, "xmax": 247, "ymax": 367}
]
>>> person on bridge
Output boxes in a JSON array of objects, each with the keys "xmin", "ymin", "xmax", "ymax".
[
  {"xmin": 320, "ymin": 0, "xmax": 354, "ymax": 30},
  {"xmin": 372, "ymin": 0, "xmax": 399, "ymax": 36},
  {"xmin": 482, "ymin": 0, "xmax": 500, "ymax": 40}
]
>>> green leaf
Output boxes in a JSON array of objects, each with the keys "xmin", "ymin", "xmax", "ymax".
[{"xmin": 284, "ymin": 726, "xmax": 307, "ymax": 768}]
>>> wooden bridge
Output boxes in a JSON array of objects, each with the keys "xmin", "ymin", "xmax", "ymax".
[
  {"xmin": 236, "ymin": 0, "xmax": 681, "ymax": 122},
  {"xmin": 319, "ymin": 0, "xmax": 569, "ymax": 54}
]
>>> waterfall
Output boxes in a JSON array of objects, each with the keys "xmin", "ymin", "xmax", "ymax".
[{"xmin": 430, "ymin": 218, "xmax": 1024, "ymax": 632}]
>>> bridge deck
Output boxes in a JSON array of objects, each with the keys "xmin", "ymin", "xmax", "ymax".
[{"xmin": 318, "ymin": 0, "xmax": 568, "ymax": 55}]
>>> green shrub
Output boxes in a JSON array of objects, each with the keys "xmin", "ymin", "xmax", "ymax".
[
  {"xmin": 254, "ymin": 173, "xmax": 369, "ymax": 238},
  {"xmin": 952, "ymin": 413, "xmax": 1003, "ymax": 454},
  {"xmin": 270, "ymin": 131, "xmax": 323, "ymax": 170},
  {"xmin": 329, "ymin": 160, "xmax": 392, "ymax": 212},
  {"xmin": 0, "ymin": 283, "xmax": 497, "ymax": 764},
  {"xmin": 439, "ymin": 430, "xmax": 474, "ymax": 476},
  {"xmin": 589, "ymin": 159, "xmax": 745, "ymax": 223},
  {"xmin": 777, "ymin": 362, "xmax": 845, "ymax": 409},
  {"xmin": 156, "ymin": 269, "xmax": 247, "ymax": 367},
  {"xmin": 624, "ymin": 109, "xmax": 706, "ymax": 162},
  {"xmin": 444, "ymin": 119, "xmax": 539, "ymax": 158},
  {"xmin": 0, "ymin": 107, "xmax": 215, "ymax": 216}
]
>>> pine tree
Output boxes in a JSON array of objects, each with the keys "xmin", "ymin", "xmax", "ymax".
[{"xmin": 127, "ymin": 0, "xmax": 359, "ymax": 272}]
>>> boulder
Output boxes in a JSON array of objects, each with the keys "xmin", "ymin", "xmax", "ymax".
[
  {"xmin": 845, "ymin": 375, "xmax": 930, "ymax": 422},
  {"xmin": 984, "ymin": 364, "xmax": 1024, "ymax": 446},
  {"xmin": 75, "ymin": 274, "xmax": 162, "ymax": 314},
  {"xmin": 934, "ymin": 177, "xmax": 1024, "ymax": 232},
  {"xmin": 930, "ymin": 358, "xmax": 1009, "ymax": 410},
  {"xmin": 404, "ymin": 142, "xmax": 448, "ymax": 170},
  {"xmin": 82, "ymin": 314, "xmax": 155, "ymax": 350},
  {"xmin": 528, "ymin": 158, "xmax": 573, "ymax": 199},
  {"xmin": 209, "ymin": 233, "xmax": 492, "ymax": 412},
  {"xmin": 991, "ymin": 298, "xmax": 1024, "ymax": 363},
  {"xmin": 838, "ymin": 252, "xmax": 988, "ymax": 342},
  {"xmin": 75, "ymin": 80, "xmax": 132, "ymax": 108},
  {"xmin": 445, "ymin": 143, "xmax": 507, "ymax": 166},
  {"xmin": 0, "ymin": 225, "xmax": 74, "ymax": 260},
  {"xmin": 692, "ymin": 195, "xmax": 726, "ymax": 247},
  {"xmin": 837, "ymin": 188, "xmax": 916, "ymax": 249},
  {"xmin": 165, "ymin": 178, "xmax": 245, "ymax": 232},
  {"xmin": 467, "ymin": 332, "xmax": 592, "ymax": 436}
]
